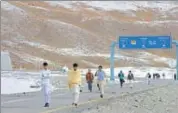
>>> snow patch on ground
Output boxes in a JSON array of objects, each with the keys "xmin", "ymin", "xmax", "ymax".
[
  {"xmin": 46, "ymin": 1, "xmax": 178, "ymax": 11},
  {"xmin": 137, "ymin": 52, "xmax": 176, "ymax": 68},
  {"xmin": 28, "ymin": 5, "xmax": 49, "ymax": 11},
  {"xmin": 135, "ymin": 20, "xmax": 178, "ymax": 26},
  {"xmin": 46, "ymin": 1, "xmax": 74, "ymax": 9},
  {"xmin": 1, "ymin": 77, "xmax": 40, "ymax": 94},
  {"xmin": 10, "ymin": 51, "xmax": 52, "ymax": 65},
  {"xmin": 82, "ymin": 60, "xmax": 99, "ymax": 67},
  {"xmin": 1, "ymin": 1, "xmax": 26, "ymax": 15}
]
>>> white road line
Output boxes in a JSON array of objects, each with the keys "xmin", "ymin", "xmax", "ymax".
[
  {"xmin": 2, "ymin": 98, "xmax": 32, "ymax": 104},
  {"xmin": 1, "ymin": 91, "xmax": 69, "ymax": 105}
]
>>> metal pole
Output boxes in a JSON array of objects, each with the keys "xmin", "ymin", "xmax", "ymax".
[
  {"xmin": 110, "ymin": 41, "xmax": 116, "ymax": 80},
  {"xmin": 172, "ymin": 40, "xmax": 178, "ymax": 80},
  {"xmin": 176, "ymin": 45, "xmax": 178, "ymax": 80}
]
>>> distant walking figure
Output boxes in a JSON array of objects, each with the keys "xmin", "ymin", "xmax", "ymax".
[
  {"xmin": 174, "ymin": 73, "xmax": 177, "ymax": 80},
  {"xmin": 127, "ymin": 71, "xmax": 134, "ymax": 88},
  {"xmin": 147, "ymin": 73, "xmax": 151, "ymax": 85},
  {"xmin": 162, "ymin": 73, "xmax": 165, "ymax": 79},
  {"xmin": 118, "ymin": 70, "xmax": 125, "ymax": 88}
]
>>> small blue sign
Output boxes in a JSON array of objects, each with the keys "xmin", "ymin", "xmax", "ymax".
[{"xmin": 119, "ymin": 36, "xmax": 172, "ymax": 49}]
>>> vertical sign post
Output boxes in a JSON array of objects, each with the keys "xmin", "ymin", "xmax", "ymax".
[
  {"xmin": 172, "ymin": 40, "xmax": 178, "ymax": 80},
  {"xmin": 110, "ymin": 41, "xmax": 116, "ymax": 80}
]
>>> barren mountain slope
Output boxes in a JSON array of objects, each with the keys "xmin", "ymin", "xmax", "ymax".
[{"xmin": 1, "ymin": 1, "xmax": 178, "ymax": 70}]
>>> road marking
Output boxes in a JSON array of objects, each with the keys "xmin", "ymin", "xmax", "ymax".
[
  {"xmin": 41, "ymin": 95, "xmax": 114, "ymax": 113},
  {"xmin": 1, "ymin": 98, "xmax": 32, "ymax": 104}
]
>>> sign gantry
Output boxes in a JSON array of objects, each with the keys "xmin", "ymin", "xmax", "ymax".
[{"xmin": 110, "ymin": 36, "xmax": 178, "ymax": 80}]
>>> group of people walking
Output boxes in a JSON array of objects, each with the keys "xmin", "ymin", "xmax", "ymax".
[
  {"xmin": 40, "ymin": 62, "xmax": 107, "ymax": 108},
  {"xmin": 86, "ymin": 65, "xmax": 106, "ymax": 98},
  {"xmin": 118, "ymin": 70, "xmax": 135, "ymax": 88},
  {"xmin": 40, "ymin": 62, "xmax": 177, "ymax": 108}
]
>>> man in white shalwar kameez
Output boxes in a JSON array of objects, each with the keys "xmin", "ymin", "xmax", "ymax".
[{"xmin": 41, "ymin": 62, "xmax": 52, "ymax": 107}]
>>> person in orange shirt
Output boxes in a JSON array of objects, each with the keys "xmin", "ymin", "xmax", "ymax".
[
  {"xmin": 68, "ymin": 63, "xmax": 81, "ymax": 107},
  {"xmin": 86, "ymin": 69, "xmax": 94, "ymax": 92}
]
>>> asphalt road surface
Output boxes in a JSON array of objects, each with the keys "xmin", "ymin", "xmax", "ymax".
[{"xmin": 1, "ymin": 78, "xmax": 174, "ymax": 113}]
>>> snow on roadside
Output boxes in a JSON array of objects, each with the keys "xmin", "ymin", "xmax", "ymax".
[
  {"xmin": 1, "ymin": 77, "xmax": 40, "ymax": 94},
  {"xmin": 81, "ymin": 67, "xmax": 175, "ymax": 79},
  {"xmin": 1, "ymin": 66, "xmax": 176, "ymax": 94}
]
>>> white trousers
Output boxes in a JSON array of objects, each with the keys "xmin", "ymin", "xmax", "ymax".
[
  {"xmin": 128, "ymin": 80, "xmax": 133, "ymax": 88},
  {"xmin": 42, "ymin": 84, "xmax": 51, "ymax": 103},
  {"xmin": 98, "ymin": 80, "xmax": 105, "ymax": 95},
  {"xmin": 71, "ymin": 84, "xmax": 80, "ymax": 104}
]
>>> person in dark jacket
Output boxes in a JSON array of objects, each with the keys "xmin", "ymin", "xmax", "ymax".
[
  {"xmin": 147, "ymin": 73, "xmax": 151, "ymax": 85},
  {"xmin": 118, "ymin": 71, "xmax": 125, "ymax": 88},
  {"xmin": 174, "ymin": 73, "xmax": 177, "ymax": 80},
  {"xmin": 86, "ymin": 69, "xmax": 94, "ymax": 92},
  {"xmin": 127, "ymin": 71, "xmax": 134, "ymax": 88}
]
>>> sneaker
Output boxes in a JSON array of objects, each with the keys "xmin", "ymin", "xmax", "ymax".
[
  {"xmin": 100, "ymin": 94, "xmax": 103, "ymax": 98},
  {"xmin": 44, "ymin": 103, "xmax": 49, "ymax": 107},
  {"xmin": 74, "ymin": 103, "xmax": 78, "ymax": 107}
]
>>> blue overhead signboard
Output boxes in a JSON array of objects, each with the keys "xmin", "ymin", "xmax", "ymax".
[{"xmin": 119, "ymin": 36, "xmax": 172, "ymax": 49}]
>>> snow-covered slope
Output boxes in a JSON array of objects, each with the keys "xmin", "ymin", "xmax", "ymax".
[
  {"xmin": 1, "ymin": 1, "xmax": 178, "ymax": 69},
  {"xmin": 47, "ymin": 1, "xmax": 177, "ymax": 11}
]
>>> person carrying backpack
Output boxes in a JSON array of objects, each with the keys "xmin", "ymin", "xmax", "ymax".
[
  {"xmin": 118, "ymin": 70, "xmax": 125, "ymax": 88},
  {"xmin": 86, "ymin": 69, "xmax": 94, "ymax": 92},
  {"xmin": 127, "ymin": 70, "xmax": 134, "ymax": 88}
]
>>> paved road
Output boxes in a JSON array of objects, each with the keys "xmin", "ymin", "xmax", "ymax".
[{"xmin": 1, "ymin": 78, "xmax": 175, "ymax": 113}]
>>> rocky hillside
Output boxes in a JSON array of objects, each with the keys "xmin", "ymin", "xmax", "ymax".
[{"xmin": 1, "ymin": 1, "xmax": 178, "ymax": 70}]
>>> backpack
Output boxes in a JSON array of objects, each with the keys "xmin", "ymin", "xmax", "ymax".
[{"xmin": 128, "ymin": 73, "xmax": 133, "ymax": 80}]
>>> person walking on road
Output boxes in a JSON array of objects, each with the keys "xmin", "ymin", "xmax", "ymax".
[
  {"xmin": 86, "ymin": 69, "xmax": 94, "ymax": 92},
  {"xmin": 118, "ymin": 70, "xmax": 125, "ymax": 88},
  {"xmin": 174, "ymin": 73, "xmax": 177, "ymax": 80},
  {"xmin": 162, "ymin": 73, "xmax": 166, "ymax": 79},
  {"xmin": 147, "ymin": 72, "xmax": 151, "ymax": 85},
  {"xmin": 68, "ymin": 63, "xmax": 81, "ymax": 107},
  {"xmin": 41, "ymin": 62, "xmax": 52, "ymax": 107},
  {"xmin": 127, "ymin": 70, "xmax": 134, "ymax": 89},
  {"xmin": 95, "ymin": 65, "xmax": 106, "ymax": 98},
  {"xmin": 95, "ymin": 69, "xmax": 100, "ymax": 91}
]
